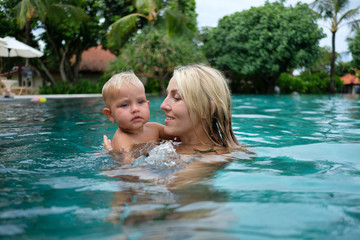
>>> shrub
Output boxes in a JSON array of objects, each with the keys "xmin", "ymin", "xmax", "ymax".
[
  {"xmin": 276, "ymin": 72, "xmax": 344, "ymax": 94},
  {"xmin": 40, "ymin": 79, "xmax": 106, "ymax": 94},
  {"xmin": 277, "ymin": 73, "xmax": 307, "ymax": 93}
]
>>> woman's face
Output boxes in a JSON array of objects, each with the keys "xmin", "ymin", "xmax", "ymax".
[{"xmin": 160, "ymin": 78, "xmax": 201, "ymax": 142}]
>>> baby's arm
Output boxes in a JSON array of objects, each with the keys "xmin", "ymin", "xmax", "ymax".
[{"xmin": 106, "ymin": 130, "xmax": 134, "ymax": 164}]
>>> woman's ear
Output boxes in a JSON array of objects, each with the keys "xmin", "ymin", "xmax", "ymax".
[{"xmin": 103, "ymin": 108, "xmax": 115, "ymax": 123}]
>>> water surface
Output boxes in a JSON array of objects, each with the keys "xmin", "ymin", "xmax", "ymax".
[{"xmin": 1, "ymin": 94, "xmax": 360, "ymax": 239}]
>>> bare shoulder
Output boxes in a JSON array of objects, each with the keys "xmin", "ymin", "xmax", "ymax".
[{"xmin": 111, "ymin": 130, "xmax": 133, "ymax": 150}]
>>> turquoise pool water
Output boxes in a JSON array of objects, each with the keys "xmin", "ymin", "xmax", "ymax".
[{"xmin": 1, "ymin": 94, "xmax": 360, "ymax": 239}]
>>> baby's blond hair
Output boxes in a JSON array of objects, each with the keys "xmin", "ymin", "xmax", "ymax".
[{"xmin": 102, "ymin": 72, "xmax": 144, "ymax": 107}]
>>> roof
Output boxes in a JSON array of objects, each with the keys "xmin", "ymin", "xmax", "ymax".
[
  {"xmin": 340, "ymin": 73, "xmax": 360, "ymax": 85},
  {"xmin": 78, "ymin": 45, "xmax": 116, "ymax": 72}
]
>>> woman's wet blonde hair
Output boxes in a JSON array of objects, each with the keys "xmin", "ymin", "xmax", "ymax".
[
  {"xmin": 173, "ymin": 64, "xmax": 240, "ymax": 148},
  {"xmin": 102, "ymin": 71, "xmax": 144, "ymax": 107}
]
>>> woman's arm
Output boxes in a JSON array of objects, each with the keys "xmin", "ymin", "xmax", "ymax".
[
  {"xmin": 167, "ymin": 156, "xmax": 228, "ymax": 190},
  {"xmin": 147, "ymin": 122, "xmax": 179, "ymax": 141}
]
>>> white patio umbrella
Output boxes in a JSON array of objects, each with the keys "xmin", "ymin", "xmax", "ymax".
[
  {"xmin": 0, "ymin": 36, "xmax": 43, "ymax": 79},
  {"xmin": 0, "ymin": 36, "xmax": 43, "ymax": 58},
  {"xmin": 0, "ymin": 38, "xmax": 6, "ymax": 47}
]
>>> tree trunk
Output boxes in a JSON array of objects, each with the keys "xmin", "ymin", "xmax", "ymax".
[
  {"xmin": 44, "ymin": 23, "xmax": 61, "ymax": 62},
  {"xmin": 158, "ymin": 76, "xmax": 166, "ymax": 95},
  {"xmin": 158, "ymin": 72, "xmax": 170, "ymax": 95},
  {"xmin": 37, "ymin": 59, "xmax": 55, "ymax": 84},
  {"xmin": 330, "ymin": 31, "xmax": 336, "ymax": 94},
  {"xmin": 72, "ymin": 51, "xmax": 82, "ymax": 84},
  {"xmin": 59, "ymin": 43, "xmax": 70, "ymax": 82},
  {"xmin": 264, "ymin": 76, "xmax": 276, "ymax": 94},
  {"xmin": 25, "ymin": 19, "xmax": 31, "ymax": 66}
]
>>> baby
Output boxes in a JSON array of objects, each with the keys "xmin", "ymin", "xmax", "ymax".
[{"xmin": 102, "ymin": 72, "xmax": 173, "ymax": 161}]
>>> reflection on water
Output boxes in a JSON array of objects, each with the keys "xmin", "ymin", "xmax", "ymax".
[{"xmin": 1, "ymin": 95, "xmax": 360, "ymax": 239}]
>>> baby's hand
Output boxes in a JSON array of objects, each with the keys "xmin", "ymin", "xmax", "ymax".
[{"xmin": 103, "ymin": 135, "xmax": 113, "ymax": 151}]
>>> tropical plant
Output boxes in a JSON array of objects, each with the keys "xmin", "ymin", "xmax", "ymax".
[
  {"xmin": 335, "ymin": 60, "xmax": 354, "ymax": 76},
  {"xmin": 311, "ymin": 0, "xmax": 360, "ymax": 93},
  {"xmin": 306, "ymin": 46, "xmax": 333, "ymax": 74},
  {"xmin": 14, "ymin": 0, "xmax": 90, "ymax": 83},
  {"xmin": 348, "ymin": 29, "xmax": 360, "ymax": 69},
  {"xmin": 277, "ymin": 72, "xmax": 344, "ymax": 94},
  {"xmin": 106, "ymin": 25, "xmax": 207, "ymax": 94},
  {"xmin": 40, "ymin": 78, "xmax": 106, "ymax": 94},
  {"xmin": 0, "ymin": 0, "xmax": 24, "ymax": 74},
  {"xmin": 107, "ymin": 0, "xmax": 197, "ymax": 51},
  {"xmin": 202, "ymin": 1, "xmax": 325, "ymax": 93}
]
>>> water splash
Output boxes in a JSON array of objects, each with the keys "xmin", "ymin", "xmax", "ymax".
[{"xmin": 130, "ymin": 141, "xmax": 185, "ymax": 169}]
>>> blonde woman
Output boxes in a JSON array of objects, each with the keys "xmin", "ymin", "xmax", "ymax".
[{"xmin": 160, "ymin": 64, "xmax": 240, "ymax": 154}]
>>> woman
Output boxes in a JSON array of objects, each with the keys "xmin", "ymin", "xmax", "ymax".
[
  {"xmin": 104, "ymin": 64, "xmax": 240, "ymax": 154},
  {"xmin": 160, "ymin": 64, "xmax": 239, "ymax": 154}
]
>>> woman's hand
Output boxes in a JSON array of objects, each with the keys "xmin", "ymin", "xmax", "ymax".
[{"xmin": 103, "ymin": 135, "xmax": 113, "ymax": 151}]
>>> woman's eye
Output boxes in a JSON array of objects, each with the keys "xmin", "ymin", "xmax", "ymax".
[{"xmin": 174, "ymin": 96, "xmax": 182, "ymax": 101}]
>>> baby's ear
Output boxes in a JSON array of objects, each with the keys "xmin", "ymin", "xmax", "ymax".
[
  {"xmin": 103, "ymin": 108, "xmax": 114, "ymax": 123},
  {"xmin": 147, "ymin": 100, "xmax": 150, "ymax": 104}
]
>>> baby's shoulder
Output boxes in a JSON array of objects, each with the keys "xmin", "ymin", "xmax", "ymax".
[{"xmin": 112, "ymin": 130, "xmax": 133, "ymax": 149}]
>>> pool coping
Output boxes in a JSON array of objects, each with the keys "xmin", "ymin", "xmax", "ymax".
[{"xmin": 12, "ymin": 94, "xmax": 103, "ymax": 99}]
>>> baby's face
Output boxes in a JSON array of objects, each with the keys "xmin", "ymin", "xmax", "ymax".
[{"xmin": 107, "ymin": 85, "xmax": 150, "ymax": 132}]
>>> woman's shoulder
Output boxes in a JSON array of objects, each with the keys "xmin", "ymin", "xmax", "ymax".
[{"xmin": 173, "ymin": 144, "xmax": 229, "ymax": 155}]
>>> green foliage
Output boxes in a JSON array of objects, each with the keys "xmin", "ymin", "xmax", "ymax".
[
  {"xmin": 107, "ymin": 0, "xmax": 198, "ymax": 51},
  {"xmin": 92, "ymin": 0, "xmax": 135, "ymax": 50},
  {"xmin": 7, "ymin": 0, "xmax": 133, "ymax": 84},
  {"xmin": 0, "ymin": 0, "xmax": 28, "ymax": 73},
  {"xmin": 348, "ymin": 29, "xmax": 360, "ymax": 69},
  {"xmin": 277, "ymin": 73, "xmax": 307, "ymax": 93},
  {"xmin": 36, "ymin": 0, "xmax": 96, "ymax": 83},
  {"xmin": 311, "ymin": 0, "xmax": 360, "ymax": 93},
  {"xmin": 144, "ymin": 77, "xmax": 161, "ymax": 94},
  {"xmin": 202, "ymin": 1, "xmax": 325, "ymax": 93},
  {"xmin": 0, "ymin": 0, "xmax": 24, "ymax": 37},
  {"xmin": 277, "ymin": 72, "xmax": 344, "ymax": 94},
  {"xmin": 335, "ymin": 61, "xmax": 354, "ymax": 76},
  {"xmin": 306, "ymin": 46, "xmax": 333, "ymax": 73},
  {"xmin": 40, "ymin": 79, "xmax": 106, "ymax": 94},
  {"xmin": 168, "ymin": 0, "xmax": 197, "ymax": 32},
  {"xmin": 106, "ymin": 26, "xmax": 207, "ymax": 94}
]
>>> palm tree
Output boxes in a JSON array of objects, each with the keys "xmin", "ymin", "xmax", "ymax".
[
  {"xmin": 107, "ymin": 0, "xmax": 195, "ymax": 50},
  {"xmin": 15, "ymin": 0, "xmax": 88, "ymax": 83},
  {"xmin": 311, "ymin": 0, "xmax": 360, "ymax": 93},
  {"xmin": 16, "ymin": 0, "xmax": 86, "ymax": 46}
]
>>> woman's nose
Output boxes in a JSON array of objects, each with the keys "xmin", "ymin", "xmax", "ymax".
[{"xmin": 160, "ymin": 97, "xmax": 170, "ymax": 111}]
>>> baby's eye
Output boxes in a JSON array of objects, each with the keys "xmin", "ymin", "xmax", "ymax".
[
  {"xmin": 138, "ymin": 100, "xmax": 145, "ymax": 104},
  {"xmin": 119, "ymin": 103, "xmax": 129, "ymax": 108}
]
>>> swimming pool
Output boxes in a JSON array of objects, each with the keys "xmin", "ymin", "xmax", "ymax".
[{"xmin": 1, "ymin": 94, "xmax": 359, "ymax": 239}]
